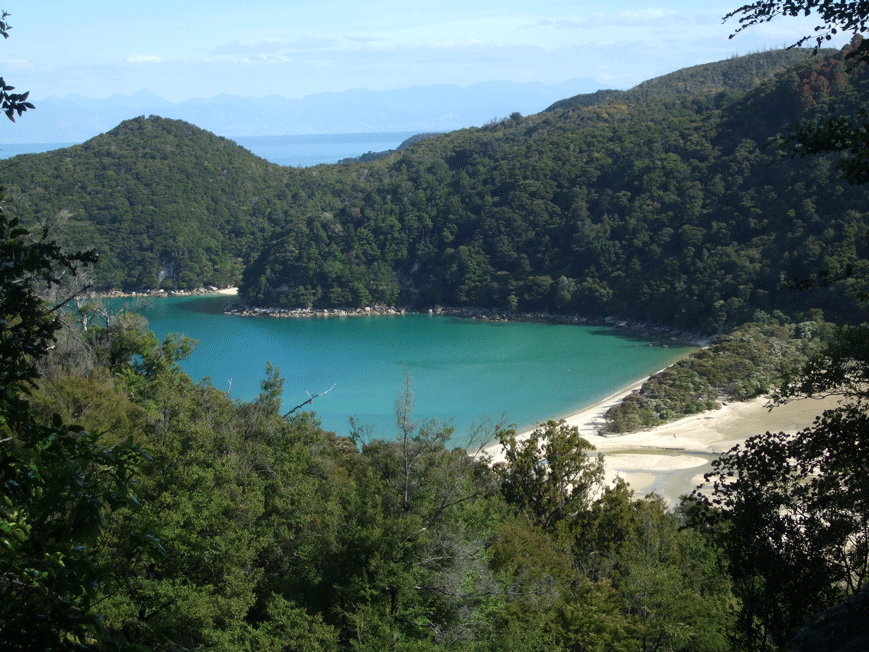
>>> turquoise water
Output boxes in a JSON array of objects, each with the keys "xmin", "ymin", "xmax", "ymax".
[{"xmin": 120, "ymin": 295, "xmax": 691, "ymax": 445}]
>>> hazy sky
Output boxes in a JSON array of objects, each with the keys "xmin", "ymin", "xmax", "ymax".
[{"xmin": 1, "ymin": 1, "xmax": 849, "ymax": 101}]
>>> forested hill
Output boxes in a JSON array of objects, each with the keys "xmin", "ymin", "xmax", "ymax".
[
  {"xmin": 4, "ymin": 44, "xmax": 869, "ymax": 331},
  {"xmin": 546, "ymin": 48, "xmax": 836, "ymax": 111},
  {"xmin": 1, "ymin": 117, "xmax": 371, "ymax": 289},
  {"xmin": 239, "ymin": 43, "xmax": 869, "ymax": 331}
]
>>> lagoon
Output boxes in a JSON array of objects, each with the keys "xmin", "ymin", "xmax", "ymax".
[{"xmin": 125, "ymin": 295, "xmax": 692, "ymax": 445}]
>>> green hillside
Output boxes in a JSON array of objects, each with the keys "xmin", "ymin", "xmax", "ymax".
[
  {"xmin": 239, "ymin": 44, "xmax": 869, "ymax": 331},
  {"xmin": 546, "ymin": 47, "xmax": 837, "ymax": 111},
  {"xmin": 2, "ymin": 117, "xmax": 367, "ymax": 290},
  {"xmin": 4, "ymin": 38, "xmax": 869, "ymax": 652},
  {"xmin": 4, "ymin": 45, "xmax": 868, "ymax": 332}
]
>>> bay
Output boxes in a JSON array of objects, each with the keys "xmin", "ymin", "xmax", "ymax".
[{"xmin": 122, "ymin": 295, "xmax": 691, "ymax": 446}]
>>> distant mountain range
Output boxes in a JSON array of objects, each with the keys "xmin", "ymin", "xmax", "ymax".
[{"xmin": 1, "ymin": 79, "xmax": 609, "ymax": 144}]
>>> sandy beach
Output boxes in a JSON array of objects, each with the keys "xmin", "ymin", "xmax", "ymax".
[{"xmin": 483, "ymin": 377, "xmax": 841, "ymax": 507}]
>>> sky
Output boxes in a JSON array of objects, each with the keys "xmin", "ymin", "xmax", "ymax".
[{"xmin": 0, "ymin": 1, "xmax": 851, "ymax": 102}]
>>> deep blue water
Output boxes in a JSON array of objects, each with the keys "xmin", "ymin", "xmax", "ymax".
[
  {"xmin": 0, "ymin": 132, "xmax": 423, "ymax": 167},
  {"xmin": 118, "ymin": 295, "xmax": 692, "ymax": 446}
]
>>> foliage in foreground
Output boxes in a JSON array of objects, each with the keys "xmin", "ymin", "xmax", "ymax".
[
  {"xmin": 4, "ymin": 182, "xmax": 865, "ymax": 651},
  {"xmin": 0, "ymin": 194, "xmax": 162, "ymax": 649},
  {"xmin": 4, "ymin": 4, "xmax": 869, "ymax": 648},
  {"xmin": 13, "ymin": 283, "xmax": 740, "ymax": 650},
  {"xmin": 0, "ymin": 164, "xmax": 738, "ymax": 648},
  {"xmin": 694, "ymin": 314, "xmax": 869, "ymax": 650}
]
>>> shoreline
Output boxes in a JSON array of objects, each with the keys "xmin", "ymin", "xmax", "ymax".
[
  {"xmin": 86, "ymin": 288, "xmax": 834, "ymax": 505},
  {"xmin": 481, "ymin": 372, "xmax": 659, "ymax": 465},
  {"xmin": 481, "ymin": 376, "xmax": 841, "ymax": 507},
  {"xmin": 223, "ymin": 301, "xmax": 709, "ymax": 348},
  {"xmin": 87, "ymin": 286, "xmax": 239, "ymax": 299},
  {"xmin": 90, "ymin": 289, "xmax": 708, "ymax": 348}
]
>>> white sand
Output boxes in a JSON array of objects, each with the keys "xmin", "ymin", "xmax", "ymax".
[
  {"xmin": 481, "ymin": 379, "xmax": 841, "ymax": 506},
  {"xmin": 217, "ymin": 287, "xmax": 239, "ymax": 296}
]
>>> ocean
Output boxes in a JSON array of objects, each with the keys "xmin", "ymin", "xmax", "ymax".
[{"xmin": 0, "ymin": 131, "xmax": 424, "ymax": 167}]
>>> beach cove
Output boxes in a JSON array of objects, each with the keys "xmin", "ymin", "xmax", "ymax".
[
  {"xmin": 101, "ymin": 290, "xmax": 835, "ymax": 505},
  {"xmin": 482, "ymin": 380, "xmax": 840, "ymax": 506}
]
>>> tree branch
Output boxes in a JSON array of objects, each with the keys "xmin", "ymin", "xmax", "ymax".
[{"xmin": 283, "ymin": 382, "xmax": 336, "ymax": 417}]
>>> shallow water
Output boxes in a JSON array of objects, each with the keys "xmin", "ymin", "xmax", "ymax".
[{"xmin": 117, "ymin": 295, "xmax": 692, "ymax": 444}]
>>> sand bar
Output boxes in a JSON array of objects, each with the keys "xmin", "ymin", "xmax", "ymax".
[{"xmin": 482, "ymin": 378, "xmax": 842, "ymax": 507}]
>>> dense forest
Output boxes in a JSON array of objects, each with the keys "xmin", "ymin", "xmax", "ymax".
[
  {"xmin": 3, "ymin": 44, "xmax": 868, "ymax": 332},
  {"xmin": 3, "ymin": 9, "xmax": 869, "ymax": 648},
  {"xmin": 0, "ymin": 231, "xmax": 737, "ymax": 650},
  {"xmin": 2, "ymin": 200, "xmax": 867, "ymax": 650}
]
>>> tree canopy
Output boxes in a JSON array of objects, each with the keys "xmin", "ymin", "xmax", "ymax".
[
  {"xmin": 3, "ymin": 7, "xmax": 869, "ymax": 648},
  {"xmin": 725, "ymin": 0, "xmax": 869, "ymax": 54},
  {"xmin": 690, "ymin": 4, "xmax": 869, "ymax": 648},
  {"xmin": 726, "ymin": 1, "xmax": 869, "ymax": 186}
]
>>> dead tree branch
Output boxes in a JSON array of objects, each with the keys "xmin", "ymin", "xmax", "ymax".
[{"xmin": 283, "ymin": 383, "xmax": 337, "ymax": 417}]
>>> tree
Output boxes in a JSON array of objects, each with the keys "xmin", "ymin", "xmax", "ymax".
[
  {"xmin": 701, "ymin": 3, "xmax": 869, "ymax": 646},
  {"xmin": 725, "ymin": 2, "xmax": 869, "ymax": 185},
  {"xmin": 0, "ymin": 18, "xmax": 148, "ymax": 643},
  {"xmin": 0, "ymin": 12, "xmax": 33, "ymax": 122},
  {"xmin": 493, "ymin": 420, "xmax": 604, "ymax": 531},
  {"xmin": 724, "ymin": 0, "xmax": 869, "ymax": 55},
  {"xmin": 330, "ymin": 378, "xmax": 503, "ymax": 648},
  {"xmin": 0, "ymin": 19, "xmax": 155, "ymax": 642},
  {"xmin": 779, "ymin": 95, "xmax": 868, "ymax": 185},
  {"xmin": 790, "ymin": 584, "xmax": 869, "ymax": 652},
  {"xmin": 697, "ymin": 267, "xmax": 869, "ymax": 650},
  {"xmin": 0, "ymin": 190, "xmax": 164, "ymax": 648},
  {"xmin": 698, "ymin": 417, "xmax": 867, "ymax": 650}
]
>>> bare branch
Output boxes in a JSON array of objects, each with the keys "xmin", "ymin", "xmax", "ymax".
[{"xmin": 283, "ymin": 382, "xmax": 337, "ymax": 417}]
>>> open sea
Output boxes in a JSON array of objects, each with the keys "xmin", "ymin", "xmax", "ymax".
[
  {"xmin": 0, "ymin": 131, "xmax": 423, "ymax": 167},
  {"xmin": 115, "ymin": 295, "xmax": 691, "ymax": 445}
]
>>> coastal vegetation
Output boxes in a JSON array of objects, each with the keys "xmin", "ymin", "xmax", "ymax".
[
  {"xmin": 3, "ymin": 2, "xmax": 869, "ymax": 647},
  {"xmin": 2, "ymin": 225, "xmax": 740, "ymax": 647},
  {"xmin": 5, "ymin": 40, "xmax": 866, "ymax": 434},
  {"xmin": 604, "ymin": 316, "xmax": 832, "ymax": 432}
]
